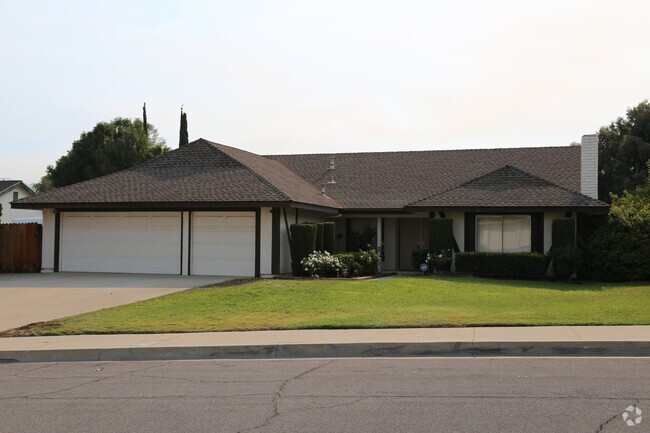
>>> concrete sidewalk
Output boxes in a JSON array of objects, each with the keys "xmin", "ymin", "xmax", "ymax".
[{"xmin": 1, "ymin": 326, "xmax": 649, "ymax": 362}]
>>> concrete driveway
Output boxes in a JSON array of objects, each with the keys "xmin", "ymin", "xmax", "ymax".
[{"xmin": 0, "ymin": 273, "xmax": 232, "ymax": 332}]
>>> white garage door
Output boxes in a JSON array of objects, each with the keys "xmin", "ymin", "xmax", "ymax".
[
  {"xmin": 60, "ymin": 212, "xmax": 182, "ymax": 274},
  {"xmin": 191, "ymin": 212, "xmax": 255, "ymax": 276}
]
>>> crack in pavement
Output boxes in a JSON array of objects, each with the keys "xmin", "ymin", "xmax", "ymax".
[
  {"xmin": 0, "ymin": 361, "xmax": 174, "ymax": 401},
  {"xmin": 238, "ymin": 360, "xmax": 336, "ymax": 433},
  {"xmin": 132, "ymin": 373, "xmax": 286, "ymax": 385},
  {"xmin": 595, "ymin": 399, "xmax": 640, "ymax": 433}
]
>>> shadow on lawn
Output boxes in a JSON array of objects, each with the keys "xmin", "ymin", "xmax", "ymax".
[{"xmin": 415, "ymin": 275, "xmax": 649, "ymax": 292}]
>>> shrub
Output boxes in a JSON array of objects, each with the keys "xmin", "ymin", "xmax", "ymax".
[
  {"xmin": 411, "ymin": 249, "xmax": 429, "ymax": 271},
  {"xmin": 548, "ymin": 246, "xmax": 581, "ymax": 280},
  {"xmin": 429, "ymin": 219, "xmax": 456, "ymax": 253},
  {"xmin": 322, "ymin": 222, "xmax": 336, "ymax": 253},
  {"xmin": 427, "ymin": 249, "xmax": 453, "ymax": 272},
  {"xmin": 335, "ymin": 250, "xmax": 379, "ymax": 276},
  {"xmin": 348, "ymin": 226, "xmax": 376, "ymax": 252},
  {"xmin": 552, "ymin": 219, "xmax": 575, "ymax": 249},
  {"xmin": 301, "ymin": 251, "xmax": 343, "ymax": 277},
  {"xmin": 582, "ymin": 168, "xmax": 650, "ymax": 281},
  {"xmin": 455, "ymin": 252, "xmax": 549, "ymax": 278},
  {"xmin": 289, "ymin": 224, "xmax": 317, "ymax": 276},
  {"xmin": 314, "ymin": 223, "xmax": 324, "ymax": 252}
]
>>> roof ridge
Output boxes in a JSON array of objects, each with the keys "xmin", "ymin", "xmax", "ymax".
[
  {"xmin": 200, "ymin": 139, "xmax": 292, "ymax": 202},
  {"xmin": 265, "ymin": 145, "xmax": 577, "ymax": 158}
]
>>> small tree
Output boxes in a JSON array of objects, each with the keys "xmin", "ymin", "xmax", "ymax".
[
  {"xmin": 583, "ymin": 162, "xmax": 650, "ymax": 281},
  {"xmin": 179, "ymin": 107, "xmax": 189, "ymax": 147}
]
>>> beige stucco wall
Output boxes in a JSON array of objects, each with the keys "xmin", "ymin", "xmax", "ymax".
[
  {"xmin": 41, "ymin": 209, "xmax": 56, "ymax": 272},
  {"xmin": 259, "ymin": 207, "xmax": 273, "ymax": 275}
]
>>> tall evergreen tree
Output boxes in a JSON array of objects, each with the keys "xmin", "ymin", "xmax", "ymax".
[
  {"xmin": 142, "ymin": 102, "xmax": 148, "ymax": 134},
  {"xmin": 179, "ymin": 106, "xmax": 189, "ymax": 147}
]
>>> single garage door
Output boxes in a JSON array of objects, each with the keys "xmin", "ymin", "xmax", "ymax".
[
  {"xmin": 191, "ymin": 212, "xmax": 255, "ymax": 276},
  {"xmin": 60, "ymin": 212, "xmax": 182, "ymax": 274}
]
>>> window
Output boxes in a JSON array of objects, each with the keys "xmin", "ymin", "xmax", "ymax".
[
  {"xmin": 12, "ymin": 191, "xmax": 18, "ymax": 201},
  {"xmin": 476, "ymin": 215, "xmax": 531, "ymax": 253}
]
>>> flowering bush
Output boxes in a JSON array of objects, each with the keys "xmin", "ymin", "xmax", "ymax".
[
  {"xmin": 301, "ymin": 251, "xmax": 343, "ymax": 278},
  {"xmin": 427, "ymin": 249, "xmax": 453, "ymax": 272}
]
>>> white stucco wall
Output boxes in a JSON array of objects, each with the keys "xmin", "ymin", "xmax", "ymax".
[
  {"xmin": 0, "ymin": 185, "xmax": 42, "ymax": 223},
  {"xmin": 41, "ymin": 209, "xmax": 56, "ymax": 272}
]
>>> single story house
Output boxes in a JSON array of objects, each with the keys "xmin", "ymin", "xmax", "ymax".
[
  {"xmin": 13, "ymin": 134, "xmax": 608, "ymax": 276},
  {"xmin": 0, "ymin": 180, "xmax": 42, "ymax": 223}
]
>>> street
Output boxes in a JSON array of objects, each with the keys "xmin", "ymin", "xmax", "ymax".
[{"xmin": 0, "ymin": 357, "xmax": 647, "ymax": 433}]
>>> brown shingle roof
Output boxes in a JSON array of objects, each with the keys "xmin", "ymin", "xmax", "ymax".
[
  {"xmin": 406, "ymin": 165, "xmax": 607, "ymax": 210},
  {"xmin": 14, "ymin": 139, "xmax": 339, "ymax": 210},
  {"xmin": 268, "ymin": 146, "xmax": 589, "ymax": 210}
]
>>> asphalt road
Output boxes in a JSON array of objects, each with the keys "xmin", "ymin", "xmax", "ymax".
[{"xmin": 0, "ymin": 358, "xmax": 647, "ymax": 433}]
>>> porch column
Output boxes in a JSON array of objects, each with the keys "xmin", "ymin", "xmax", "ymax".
[{"xmin": 377, "ymin": 217, "xmax": 382, "ymax": 272}]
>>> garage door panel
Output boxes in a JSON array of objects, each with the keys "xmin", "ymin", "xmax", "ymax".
[
  {"xmin": 191, "ymin": 212, "xmax": 255, "ymax": 277},
  {"xmin": 61, "ymin": 212, "xmax": 181, "ymax": 274}
]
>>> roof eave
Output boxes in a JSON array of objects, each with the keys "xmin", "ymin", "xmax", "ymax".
[{"xmin": 404, "ymin": 205, "xmax": 610, "ymax": 214}]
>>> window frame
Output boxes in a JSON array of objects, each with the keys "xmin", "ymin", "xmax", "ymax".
[
  {"xmin": 12, "ymin": 191, "xmax": 19, "ymax": 201},
  {"xmin": 475, "ymin": 214, "xmax": 532, "ymax": 253}
]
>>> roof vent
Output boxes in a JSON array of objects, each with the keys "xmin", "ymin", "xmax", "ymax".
[{"xmin": 328, "ymin": 155, "xmax": 336, "ymax": 170}]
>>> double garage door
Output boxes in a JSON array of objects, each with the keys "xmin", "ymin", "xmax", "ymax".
[{"xmin": 60, "ymin": 212, "xmax": 255, "ymax": 276}]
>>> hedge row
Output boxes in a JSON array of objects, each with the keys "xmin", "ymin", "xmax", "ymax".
[
  {"xmin": 455, "ymin": 252, "xmax": 550, "ymax": 278},
  {"xmin": 335, "ymin": 251, "xmax": 379, "ymax": 276}
]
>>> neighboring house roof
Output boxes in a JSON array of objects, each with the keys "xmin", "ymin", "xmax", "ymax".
[
  {"xmin": 13, "ymin": 139, "xmax": 609, "ymax": 213},
  {"xmin": 13, "ymin": 139, "xmax": 340, "ymax": 211},
  {"xmin": 406, "ymin": 165, "xmax": 607, "ymax": 211},
  {"xmin": 267, "ymin": 146, "xmax": 585, "ymax": 211},
  {"xmin": 0, "ymin": 180, "xmax": 35, "ymax": 197}
]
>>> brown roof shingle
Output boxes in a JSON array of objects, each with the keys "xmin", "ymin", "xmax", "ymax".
[
  {"xmin": 15, "ymin": 139, "xmax": 339, "ymax": 210},
  {"xmin": 406, "ymin": 165, "xmax": 607, "ymax": 210},
  {"xmin": 267, "ymin": 146, "xmax": 586, "ymax": 210}
]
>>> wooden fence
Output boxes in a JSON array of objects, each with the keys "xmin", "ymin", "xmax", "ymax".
[{"xmin": 0, "ymin": 223, "xmax": 42, "ymax": 273}]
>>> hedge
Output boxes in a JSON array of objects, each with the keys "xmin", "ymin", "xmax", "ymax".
[
  {"xmin": 429, "ymin": 219, "xmax": 456, "ymax": 253},
  {"xmin": 314, "ymin": 223, "xmax": 324, "ymax": 252},
  {"xmin": 322, "ymin": 222, "xmax": 336, "ymax": 253},
  {"xmin": 455, "ymin": 252, "xmax": 549, "ymax": 278},
  {"xmin": 289, "ymin": 224, "xmax": 317, "ymax": 276}
]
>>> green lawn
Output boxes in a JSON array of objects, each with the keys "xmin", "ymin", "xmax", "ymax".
[{"xmin": 6, "ymin": 277, "xmax": 650, "ymax": 336}]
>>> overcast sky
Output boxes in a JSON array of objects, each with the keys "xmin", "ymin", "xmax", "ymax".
[{"xmin": 1, "ymin": 0, "xmax": 649, "ymax": 184}]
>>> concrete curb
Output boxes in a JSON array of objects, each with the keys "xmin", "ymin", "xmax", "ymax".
[{"xmin": 1, "ymin": 341, "xmax": 649, "ymax": 363}]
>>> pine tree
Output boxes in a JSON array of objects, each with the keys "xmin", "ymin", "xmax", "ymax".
[
  {"xmin": 142, "ymin": 103, "xmax": 148, "ymax": 134},
  {"xmin": 179, "ymin": 106, "xmax": 189, "ymax": 147}
]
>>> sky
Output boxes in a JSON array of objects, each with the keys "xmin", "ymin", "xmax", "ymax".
[{"xmin": 1, "ymin": 0, "xmax": 649, "ymax": 185}]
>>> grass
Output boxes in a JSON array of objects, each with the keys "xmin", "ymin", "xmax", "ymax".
[{"xmin": 4, "ymin": 276, "xmax": 650, "ymax": 336}]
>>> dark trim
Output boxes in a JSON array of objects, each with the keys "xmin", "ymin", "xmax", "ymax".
[
  {"xmin": 295, "ymin": 208, "xmax": 299, "ymax": 224},
  {"xmin": 531, "ymin": 213, "xmax": 544, "ymax": 254},
  {"xmin": 28, "ymin": 205, "xmax": 262, "ymax": 213},
  {"xmin": 464, "ymin": 212, "xmax": 476, "ymax": 252},
  {"xmin": 405, "ymin": 205, "xmax": 609, "ymax": 214},
  {"xmin": 397, "ymin": 218, "xmax": 402, "ymax": 269},
  {"xmin": 345, "ymin": 218, "xmax": 352, "ymax": 251},
  {"xmin": 188, "ymin": 211, "xmax": 193, "ymax": 275},
  {"xmin": 12, "ymin": 200, "xmax": 341, "ymax": 213},
  {"xmin": 54, "ymin": 210, "xmax": 61, "ymax": 272},
  {"xmin": 282, "ymin": 207, "xmax": 292, "ymax": 245},
  {"xmin": 179, "ymin": 211, "xmax": 184, "ymax": 275},
  {"xmin": 255, "ymin": 208, "xmax": 261, "ymax": 277},
  {"xmin": 271, "ymin": 207, "xmax": 281, "ymax": 274}
]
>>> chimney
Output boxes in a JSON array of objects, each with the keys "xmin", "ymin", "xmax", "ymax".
[{"xmin": 580, "ymin": 134, "xmax": 598, "ymax": 199}]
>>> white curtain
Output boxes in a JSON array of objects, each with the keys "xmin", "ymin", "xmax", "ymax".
[
  {"xmin": 502, "ymin": 216, "xmax": 531, "ymax": 253},
  {"xmin": 477, "ymin": 216, "xmax": 502, "ymax": 252},
  {"xmin": 476, "ymin": 215, "xmax": 531, "ymax": 253}
]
